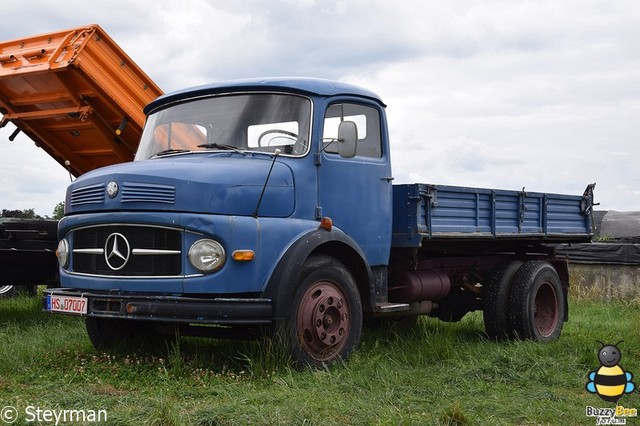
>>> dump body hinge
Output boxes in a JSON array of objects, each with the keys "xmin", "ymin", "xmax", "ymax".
[{"xmin": 419, "ymin": 185, "xmax": 438, "ymax": 207}]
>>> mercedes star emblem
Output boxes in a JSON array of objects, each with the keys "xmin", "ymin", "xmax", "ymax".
[
  {"xmin": 104, "ymin": 232, "xmax": 130, "ymax": 270},
  {"xmin": 107, "ymin": 181, "xmax": 119, "ymax": 198}
]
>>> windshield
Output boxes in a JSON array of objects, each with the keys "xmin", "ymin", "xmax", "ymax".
[{"xmin": 135, "ymin": 93, "xmax": 312, "ymax": 160}]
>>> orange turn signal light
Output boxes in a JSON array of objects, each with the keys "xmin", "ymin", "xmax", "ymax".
[
  {"xmin": 232, "ymin": 250, "xmax": 255, "ymax": 262},
  {"xmin": 319, "ymin": 216, "xmax": 333, "ymax": 231}
]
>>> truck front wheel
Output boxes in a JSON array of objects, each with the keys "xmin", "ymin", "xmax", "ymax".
[
  {"xmin": 508, "ymin": 260, "xmax": 565, "ymax": 342},
  {"xmin": 287, "ymin": 255, "xmax": 362, "ymax": 368}
]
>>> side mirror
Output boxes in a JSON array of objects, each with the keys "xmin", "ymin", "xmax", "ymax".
[{"xmin": 337, "ymin": 121, "xmax": 357, "ymax": 158}]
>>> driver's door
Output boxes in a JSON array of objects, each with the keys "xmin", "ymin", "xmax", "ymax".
[{"xmin": 317, "ymin": 101, "xmax": 393, "ymax": 266}]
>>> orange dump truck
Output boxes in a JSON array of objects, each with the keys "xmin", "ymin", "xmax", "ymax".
[
  {"xmin": 0, "ymin": 25, "xmax": 163, "ymax": 296},
  {"xmin": 0, "ymin": 24, "xmax": 163, "ymax": 176}
]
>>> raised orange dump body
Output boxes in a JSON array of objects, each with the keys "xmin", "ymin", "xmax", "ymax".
[{"xmin": 0, "ymin": 25, "xmax": 163, "ymax": 176}]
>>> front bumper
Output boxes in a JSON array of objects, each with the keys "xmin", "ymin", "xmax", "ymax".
[{"xmin": 43, "ymin": 288, "xmax": 273, "ymax": 325}]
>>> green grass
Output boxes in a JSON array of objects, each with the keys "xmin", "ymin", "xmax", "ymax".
[{"xmin": 0, "ymin": 293, "xmax": 638, "ymax": 425}]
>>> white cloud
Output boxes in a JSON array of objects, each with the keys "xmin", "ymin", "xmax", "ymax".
[
  {"xmin": 0, "ymin": 129, "xmax": 69, "ymax": 216},
  {"xmin": 0, "ymin": 0, "xmax": 639, "ymax": 215}
]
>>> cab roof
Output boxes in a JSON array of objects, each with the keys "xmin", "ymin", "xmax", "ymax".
[{"xmin": 144, "ymin": 77, "xmax": 385, "ymax": 114}]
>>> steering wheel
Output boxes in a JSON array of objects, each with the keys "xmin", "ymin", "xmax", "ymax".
[{"xmin": 257, "ymin": 129, "xmax": 299, "ymax": 147}]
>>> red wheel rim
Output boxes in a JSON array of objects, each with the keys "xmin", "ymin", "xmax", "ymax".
[
  {"xmin": 297, "ymin": 280, "xmax": 350, "ymax": 361},
  {"xmin": 534, "ymin": 281, "xmax": 559, "ymax": 337}
]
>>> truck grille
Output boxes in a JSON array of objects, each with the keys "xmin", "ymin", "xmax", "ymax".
[{"xmin": 72, "ymin": 225, "xmax": 181, "ymax": 277}]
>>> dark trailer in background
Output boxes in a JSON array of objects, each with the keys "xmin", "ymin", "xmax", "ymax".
[{"xmin": 0, "ymin": 218, "xmax": 58, "ymax": 297}]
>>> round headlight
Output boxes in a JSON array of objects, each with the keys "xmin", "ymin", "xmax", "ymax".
[
  {"xmin": 188, "ymin": 239, "xmax": 226, "ymax": 273},
  {"xmin": 56, "ymin": 238, "xmax": 70, "ymax": 268}
]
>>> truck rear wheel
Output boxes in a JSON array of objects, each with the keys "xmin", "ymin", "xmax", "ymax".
[
  {"xmin": 0, "ymin": 285, "xmax": 16, "ymax": 298},
  {"xmin": 508, "ymin": 260, "xmax": 565, "ymax": 342},
  {"xmin": 0, "ymin": 284, "xmax": 38, "ymax": 298},
  {"xmin": 483, "ymin": 260, "xmax": 522, "ymax": 340},
  {"xmin": 287, "ymin": 255, "xmax": 362, "ymax": 368}
]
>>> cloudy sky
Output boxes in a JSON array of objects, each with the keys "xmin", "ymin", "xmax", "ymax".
[{"xmin": 1, "ymin": 0, "xmax": 639, "ymax": 216}]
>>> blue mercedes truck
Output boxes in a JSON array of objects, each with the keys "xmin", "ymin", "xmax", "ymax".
[{"xmin": 44, "ymin": 78, "xmax": 595, "ymax": 367}]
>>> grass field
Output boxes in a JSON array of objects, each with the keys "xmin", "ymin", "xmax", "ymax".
[{"xmin": 0, "ymin": 291, "xmax": 638, "ymax": 425}]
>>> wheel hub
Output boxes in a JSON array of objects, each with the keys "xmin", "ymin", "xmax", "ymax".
[
  {"xmin": 298, "ymin": 282, "xmax": 350, "ymax": 360},
  {"xmin": 534, "ymin": 282, "xmax": 558, "ymax": 337}
]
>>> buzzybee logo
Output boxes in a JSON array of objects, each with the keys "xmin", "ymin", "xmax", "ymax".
[
  {"xmin": 586, "ymin": 341, "xmax": 635, "ymax": 403},
  {"xmin": 585, "ymin": 341, "xmax": 637, "ymax": 425}
]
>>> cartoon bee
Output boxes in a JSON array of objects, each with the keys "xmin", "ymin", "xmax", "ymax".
[{"xmin": 586, "ymin": 341, "xmax": 635, "ymax": 403}]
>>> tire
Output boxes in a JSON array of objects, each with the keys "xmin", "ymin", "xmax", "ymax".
[
  {"xmin": 286, "ymin": 255, "xmax": 362, "ymax": 368},
  {"xmin": 508, "ymin": 260, "xmax": 565, "ymax": 342},
  {"xmin": 483, "ymin": 260, "xmax": 522, "ymax": 340},
  {"xmin": 0, "ymin": 285, "xmax": 37, "ymax": 298},
  {"xmin": 86, "ymin": 317, "xmax": 172, "ymax": 351},
  {"xmin": 0, "ymin": 285, "xmax": 16, "ymax": 298}
]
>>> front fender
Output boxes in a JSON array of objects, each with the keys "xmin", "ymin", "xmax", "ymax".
[{"xmin": 263, "ymin": 227, "xmax": 372, "ymax": 321}]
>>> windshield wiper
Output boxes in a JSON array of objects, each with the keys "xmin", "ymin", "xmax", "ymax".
[
  {"xmin": 197, "ymin": 143, "xmax": 244, "ymax": 154},
  {"xmin": 151, "ymin": 148, "xmax": 191, "ymax": 158}
]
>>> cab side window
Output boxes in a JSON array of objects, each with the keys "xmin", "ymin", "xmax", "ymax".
[{"xmin": 323, "ymin": 103, "xmax": 382, "ymax": 158}]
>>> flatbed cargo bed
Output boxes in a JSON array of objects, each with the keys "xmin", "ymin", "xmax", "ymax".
[
  {"xmin": 0, "ymin": 25, "xmax": 163, "ymax": 176},
  {"xmin": 392, "ymin": 183, "xmax": 595, "ymax": 247}
]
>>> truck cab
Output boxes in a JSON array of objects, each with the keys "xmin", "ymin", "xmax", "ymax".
[
  {"xmin": 45, "ymin": 78, "xmax": 594, "ymax": 367},
  {"xmin": 48, "ymin": 79, "xmax": 393, "ymax": 365}
]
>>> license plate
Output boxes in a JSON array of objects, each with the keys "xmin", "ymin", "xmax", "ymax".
[{"xmin": 47, "ymin": 295, "xmax": 88, "ymax": 315}]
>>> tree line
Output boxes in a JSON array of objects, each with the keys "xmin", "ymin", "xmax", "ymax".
[{"xmin": 1, "ymin": 202, "xmax": 64, "ymax": 220}]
